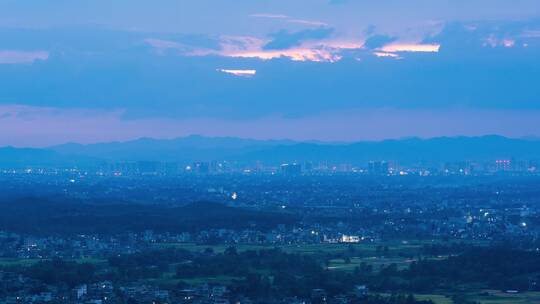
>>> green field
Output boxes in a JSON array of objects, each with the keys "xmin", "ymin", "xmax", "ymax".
[
  {"xmin": 153, "ymin": 239, "xmax": 447, "ymax": 256},
  {"xmin": 0, "ymin": 257, "xmax": 106, "ymax": 267},
  {"xmin": 0, "ymin": 258, "xmax": 41, "ymax": 266},
  {"xmin": 181, "ymin": 275, "xmax": 240, "ymax": 285},
  {"xmin": 155, "ymin": 242, "xmax": 269, "ymax": 253},
  {"xmin": 72, "ymin": 257, "xmax": 107, "ymax": 264},
  {"xmin": 328, "ymin": 256, "xmax": 419, "ymax": 272},
  {"xmin": 469, "ymin": 290, "xmax": 540, "ymax": 304},
  {"xmin": 143, "ymin": 270, "xmax": 240, "ymax": 288},
  {"xmin": 381, "ymin": 291, "xmax": 540, "ymax": 304},
  {"xmin": 155, "ymin": 239, "xmax": 460, "ymax": 275},
  {"xmin": 413, "ymin": 294, "xmax": 453, "ymax": 304},
  {"xmin": 4, "ymin": 240, "xmax": 530, "ymax": 304}
]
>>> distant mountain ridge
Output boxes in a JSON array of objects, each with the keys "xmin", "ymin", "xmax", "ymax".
[
  {"xmin": 49, "ymin": 135, "xmax": 298, "ymax": 162},
  {"xmin": 239, "ymin": 135, "xmax": 540, "ymax": 163},
  {"xmin": 1, "ymin": 135, "xmax": 540, "ymax": 167}
]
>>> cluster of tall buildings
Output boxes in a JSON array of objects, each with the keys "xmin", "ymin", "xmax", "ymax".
[{"xmin": 86, "ymin": 158, "xmax": 539, "ymax": 177}]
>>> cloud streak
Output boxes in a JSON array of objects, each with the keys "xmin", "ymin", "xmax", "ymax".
[
  {"xmin": 380, "ymin": 43, "xmax": 441, "ymax": 53},
  {"xmin": 264, "ymin": 28, "xmax": 334, "ymax": 50},
  {"xmin": 145, "ymin": 34, "xmax": 358, "ymax": 63},
  {"xmin": 0, "ymin": 50, "xmax": 48, "ymax": 64},
  {"xmin": 249, "ymin": 13, "xmax": 289, "ymax": 19},
  {"xmin": 250, "ymin": 12, "xmax": 327, "ymax": 27},
  {"xmin": 218, "ymin": 69, "xmax": 257, "ymax": 77}
]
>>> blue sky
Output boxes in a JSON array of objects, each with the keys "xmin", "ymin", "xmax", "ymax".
[{"xmin": 1, "ymin": 0, "xmax": 540, "ymax": 146}]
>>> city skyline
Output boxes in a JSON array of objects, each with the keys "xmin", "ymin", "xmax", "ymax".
[{"xmin": 3, "ymin": 3, "xmax": 540, "ymax": 303}]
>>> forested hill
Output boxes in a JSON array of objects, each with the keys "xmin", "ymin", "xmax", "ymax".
[{"xmin": 0, "ymin": 198, "xmax": 297, "ymax": 235}]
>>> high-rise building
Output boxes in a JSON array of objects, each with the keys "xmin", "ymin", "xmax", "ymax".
[
  {"xmin": 495, "ymin": 159, "xmax": 511, "ymax": 172},
  {"xmin": 280, "ymin": 163, "xmax": 302, "ymax": 175},
  {"xmin": 368, "ymin": 161, "xmax": 389, "ymax": 175},
  {"xmin": 192, "ymin": 162, "xmax": 210, "ymax": 174},
  {"xmin": 137, "ymin": 161, "xmax": 160, "ymax": 175}
]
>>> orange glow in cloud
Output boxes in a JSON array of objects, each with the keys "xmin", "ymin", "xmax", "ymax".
[
  {"xmin": 147, "ymin": 35, "xmax": 444, "ymax": 63},
  {"xmin": 146, "ymin": 35, "xmax": 365, "ymax": 63},
  {"xmin": 219, "ymin": 36, "xmax": 361, "ymax": 62},
  {"xmin": 224, "ymin": 48, "xmax": 342, "ymax": 62},
  {"xmin": 381, "ymin": 43, "xmax": 440, "ymax": 53}
]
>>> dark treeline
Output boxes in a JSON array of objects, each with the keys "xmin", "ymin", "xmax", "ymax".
[
  {"xmin": 4, "ymin": 248, "xmax": 433, "ymax": 304},
  {"xmin": 5, "ymin": 246, "xmax": 539, "ymax": 295},
  {"xmin": 108, "ymin": 246, "xmax": 540, "ymax": 295},
  {"xmin": 404, "ymin": 247, "xmax": 540, "ymax": 291},
  {"xmin": 25, "ymin": 259, "xmax": 96, "ymax": 288},
  {"xmin": 0, "ymin": 198, "xmax": 297, "ymax": 235}
]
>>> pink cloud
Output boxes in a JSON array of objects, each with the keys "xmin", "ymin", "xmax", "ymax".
[
  {"xmin": 484, "ymin": 35, "xmax": 516, "ymax": 48},
  {"xmin": 380, "ymin": 43, "xmax": 440, "ymax": 53},
  {"xmin": 146, "ymin": 35, "xmax": 360, "ymax": 63},
  {"xmin": 218, "ymin": 36, "xmax": 361, "ymax": 62},
  {"xmin": 146, "ymin": 34, "xmax": 444, "ymax": 64},
  {"xmin": 223, "ymin": 47, "xmax": 343, "ymax": 62},
  {"xmin": 0, "ymin": 50, "xmax": 49, "ymax": 64}
]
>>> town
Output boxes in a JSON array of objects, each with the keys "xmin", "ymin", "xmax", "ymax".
[{"xmin": 1, "ymin": 166, "xmax": 539, "ymax": 304}]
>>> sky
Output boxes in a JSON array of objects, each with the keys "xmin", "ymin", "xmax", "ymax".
[{"xmin": 1, "ymin": 0, "xmax": 540, "ymax": 147}]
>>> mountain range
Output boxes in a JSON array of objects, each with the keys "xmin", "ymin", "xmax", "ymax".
[{"xmin": 1, "ymin": 135, "xmax": 540, "ymax": 167}]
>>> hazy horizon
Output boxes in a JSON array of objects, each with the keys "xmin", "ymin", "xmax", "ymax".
[
  {"xmin": 1, "ymin": 1, "xmax": 540, "ymax": 146},
  {"xmin": 2, "ymin": 132, "xmax": 540, "ymax": 149}
]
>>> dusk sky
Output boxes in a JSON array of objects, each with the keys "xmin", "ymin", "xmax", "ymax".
[{"xmin": 1, "ymin": 0, "xmax": 540, "ymax": 147}]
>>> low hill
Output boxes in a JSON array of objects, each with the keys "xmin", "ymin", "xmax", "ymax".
[{"xmin": 0, "ymin": 198, "xmax": 297, "ymax": 235}]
